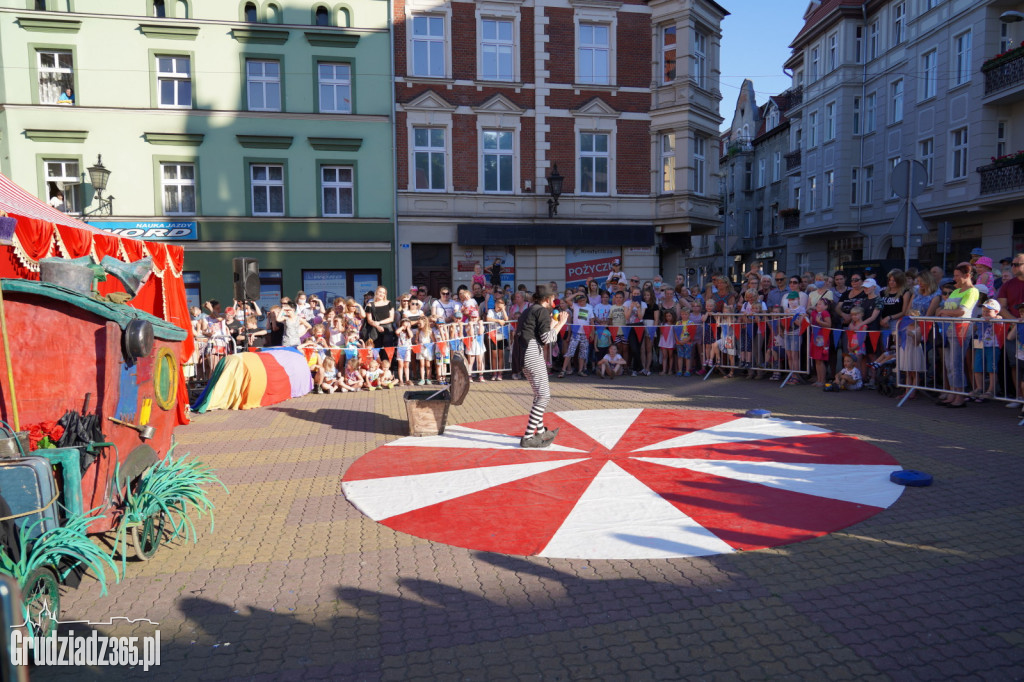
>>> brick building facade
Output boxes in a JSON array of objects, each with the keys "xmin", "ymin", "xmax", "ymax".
[{"xmin": 394, "ymin": 0, "xmax": 727, "ymax": 294}]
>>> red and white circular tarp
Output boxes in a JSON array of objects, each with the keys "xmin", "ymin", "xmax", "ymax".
[{"xmin": 341, "ymin": 409, "xmax": 904, "ymax": 560}]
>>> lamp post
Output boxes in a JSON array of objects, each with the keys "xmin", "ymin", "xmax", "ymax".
[
  {"xmin": 84, "ymin": 155, "xmax": 114, "ymax": 217},
  {"xmin": 718, "ymin": 168, "xmax": 729, "ymax": 282},
  {"xmin": 1001, "ymin": 11, "xmax": 1023, "ymax": 48},
  {"xmin": 547, "ymin": 164, "xmax": 563, "ymax": 218}
]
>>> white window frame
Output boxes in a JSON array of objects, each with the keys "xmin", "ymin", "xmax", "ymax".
[
  {"xmin": 37, "ymin": 49, "xmax": 73, "ymax": 105},
  {"xmin": 318, "ymin": 62, "xmax": 351, "ymax": 113},
  {"xmin": 693, "ymin": 134, "xmax": 706, "ymax": 195},
  {"xmin": 577, "ymin": 22, "xmax": 611, "ymax": 86},
  {"xmin": 922, "ymin": 49, "xmax": 937, "ymax": 99},
  {"xmin": 850, "ymin": 167, "xmax": 859, "ymax": 205},
  {"xmin": 997, "ymin": 120, "xmax": 1008, "ymax": 159},
  {"xmin": 161, "ymin": 162, "xmax": 196, "ymax": 216},
  {"xmin": 156, "ymin": 55, "xmax": 192, "ymax": 109},
  {"xmin": 865, "ymin": 92, "xmax": 876, "ymax": 133},
  {"xmin": 410, "ymin": 13, "xmax": 447, "ymax": 78},
  {"xmin": 950, "ymin": 127, "xmax": 968, "ymax": 181},
  {"xmin": 890, "ymin": 79, "xmax": 904, "ymax": 123},
  {"xmin": 758, "ymin": 158, "xmax": 766, "ymax": 188},
  {"xmin": 661, "ymin": 25, "xmax": 676, "ymax": 85},
  {"xmin": 807, "ymin": 175, "xmax": 817, "ymax": 212},
  {"xmin": 824, "ymin": 169, "xmax": 834, "ymax": 208},
  {"xmin": 888, "ymin": 156, "xmax": 902, "ymax": 198},
  {"xmin": 245, "ymin": 59, "xmax": 281, "ymax": 112},
  {"xmin": 825, "ymin": 101, "xmax": 836, "ymax": 141},
  {"xmin": 852, "ymin": 96, "xmax": 861, "ymax": 135},
  {"xmin": 412, "ymin": 127, "xmax": 447, "ymax": 192},
  {"xmin": 773, "ymin": 151, "xmax": 781, "ymax": 183},
  {"xmin": 854, "ymin": 26, "xmax": 863, "ymax": 64},
  {"xmin": 828, "ymin": 33, "xmax": 838, "ymax": 72},
  {"xmin": 479, "ymin": 17, "xmax": 516, "ymax": 82},
  {"xmin": 810, "ymin": 46, "xmax": 819, "ymax": 81},
  {"xmin": 863, "ymin": 165, "xmax": 874, "ymax": 204},
  {"xmin": 744, "ymin": 211, "xmax": 753, "ymax": 238},
  {"xmin": 251, "ymin": 163, "xmax": 285, "ymax": 217},
  {"xmin": 482, "ymin": 129, "xmax": 515, "ymax": 193},
  {"xmin": 920, "ymin": 138, "xmax": 934, "ymax": 185},
  {"xmin": 321, "ymin": 165, "xmax": 354, "ymax": 217},
  {"xmin": 693, "ymin": 29, "xmax": 707, "ymax": 89},
  {"xmin": 1001, "ymin": 22, "xmax": 1011, "ymax": 53},
  {"xmin": 579, "ymin": 131, "xmax": 610, "ymax": 195},
  {"xmin": 808, "ymin": 111, "xmax": 818, "ymax": 147},
  {"xmin": 661, "ymin": 133, "xmax": 675, "ymax": 193},
  {"xmin": 44, "ymin": 159, "xmax": 81, "ymax": 214},
  {"xmin": 953, "ymin": 30, "xmax": 971, "ymax": 87},
  {"xmin": 892, "ymin": 3, "xmax": 905, "ymax": 46},
  {"xmin": 868, "ymin": 21, "xmax": 879, "ymax": 60}
]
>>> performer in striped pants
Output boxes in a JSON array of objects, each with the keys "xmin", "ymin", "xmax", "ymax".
[{"xmin": 511, "ymin": 286, "xmax": 567, "ymax": 448}]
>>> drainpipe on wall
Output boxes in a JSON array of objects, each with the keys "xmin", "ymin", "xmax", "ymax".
[
  {"xmin": 857, "ymin": 1, "xmax": 868, "ymax": 263},
  {"xmin": 389, "ymin": 0, "xmax": 400, "ymax": 295}
]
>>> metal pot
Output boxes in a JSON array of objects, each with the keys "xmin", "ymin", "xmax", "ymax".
[
  {"xmin": 0, "ymin": 431, "xmax": 30, "ymax": 459},
  {"xmin": 39, "ymin": 259, "xmax": 94, "ymax": 295}
]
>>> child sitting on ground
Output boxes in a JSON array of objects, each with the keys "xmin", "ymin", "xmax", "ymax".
[
  {"xmin": 363, "ymin": 358, "xmax": 383, "ymax": 391},
  {"xmin": 318, "ymin": 355, "xmax": 340, "ymax": 393},
  {"xmin": 341, "ymin": 357, "xmax": 363, "ymax": 392},
  {"xmin": 834, "ymin": 354, "xmax": 863, "ymax": 391},
  {"xmin": 596, "ymin": 343, "xmax": 627, "ymax": 379},
  {"xmin": 379, "ymin": 359, "xmax": 397, "ymax": 389}
]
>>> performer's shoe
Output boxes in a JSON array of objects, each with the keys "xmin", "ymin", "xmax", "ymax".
[
  {"xmin": 519, "ymin": 433, "xmax": 546, "ymax": 448},
  {"xmin": 539, "ymin": 428, "xmax": 559, "ymax": 447}
]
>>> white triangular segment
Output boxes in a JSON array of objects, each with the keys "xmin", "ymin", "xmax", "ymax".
[
  {"xmin": 538, "ymin": 461, "xmax": 736, "ymax": 559},
  {"xmin": 632, "ymin": 458, "xmax": 904, "ymax": 508},
  {"xmin": 403, "ymin": 90, "xmax": 456, "ymax": 111},
  {"xmin": 384, "ymin": 425, "xmax": 586, "ymax": 453},
  {"xmin": 631, "ymin": 417, "xmax": 831, "ymax": 453},
  {"xmin": 343, "ymin": 458, "xmax": 588, "ymax": 520},
  {"xmin": 555, "ymin": 408, "xmax": 643, "ymax": 450},
  {"xmin": 574, "ymin": 97, "xmax": 620, "ymax": 118}
]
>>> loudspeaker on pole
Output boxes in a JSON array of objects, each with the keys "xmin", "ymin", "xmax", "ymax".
[{"xmin": 232, "ymin": 257, "xmax": 261, "ymax": 301}]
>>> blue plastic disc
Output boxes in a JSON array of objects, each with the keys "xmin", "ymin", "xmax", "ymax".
[
  {"xmin": 745, "ymin": 409, "xmax": 772, "ymax": 419},
  {"xmin": 890, "ymin": 470, "xmax": 933, "ymax": 487}
]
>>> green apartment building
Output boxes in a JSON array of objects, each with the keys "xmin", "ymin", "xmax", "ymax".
[{"xmin": 0, "ymin": 0, "xmax": 395, "ymax": 310}]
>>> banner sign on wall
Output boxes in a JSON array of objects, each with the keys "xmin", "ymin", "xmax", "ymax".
[
  {"xmin": 565, "ymin": 247, "xmax": 620, "ymax": 288},
  {"xmin": 483, "ymin": 246, "xmax": 516, "ymax": 287},
  {"xmin": 303, "ymin": 270, "xmax": 348, "ymax": 303},
  {"xmin": 88, "ymin": 221, "xmax": 198, "ymax": 240}
]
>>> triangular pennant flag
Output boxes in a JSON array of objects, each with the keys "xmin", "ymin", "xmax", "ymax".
[
  {"xmin": 358, "ymin": 348, "xmax": 370, "ymax": 362},
  {"xmin": 595, "ymin": 325, "xmax": 607, "ymax": 337},
  {"xmin": 955, "ymin": 322, "xmax": 970, "ymax": 343},
  {"xmin": 464, "ymin": 336, "xmax": 473, "ymax": 349},
  {"xmin": 994, "ymin": 322, "xmax": 1007, "ymax": 348},
  {"xmin": 919, "ymin": 320, "xmax": 933, "ymax": 338},
  {"xmin": 832, "ymin": 329, "xmax": 843, "ymax": 348},
  {"xmin": 346, "ymin": 348, "xmax": 358, "ymax": 360},
  {"xmin": 475, "ymin": 334, "xmax": 484, "ymax": 346},
  {"xmin": 710, "ymin": 322, "xmax": 718, "ymax": 338},
  {"xmin": 436, "ymin": 340, "xmax": 448, "ymax": 354},
  {"xmin": 868, "ymin": 331, "xmax": 880, "ymax": 348},
  {"xmin": 571, "ymin": 324, "xmax": 581, "ymax": 335},
  {"xmin": 488, "ymin": 330, "xmax": 498, "ymax": 343},
  {"xmin": 396, "ymin": 346, "xmax": 409, "ymax": 361},
  {"xmin": 633, "ymin": 326, "xmax": 646, "ymax": 341},
  {"xmin": 411, "ymin": 344, "xmax": 422, "ymax": 355},
  {"xmin": 372, "ymin": 348, "xmax": 381, "ymax": 359},
  {"xmin": 898, "ymin": 316, "xmax": 913, "ymax": 350},
  {"xmin": 799, "ymin": 318, "xmax": 810, "ymax": 335},
  {"xmin": 449, "ymin": 338, "xmax": 463, "ymax": 352},
  {"xmin": 880, "ymin": 329, "xmax": 891, "ymax": 348},
  {"xmin": 424, "ymin": 342, "xmax": 435, "ymax": 354},
  {"xmin": 757, "ymin": 320, "xmax": 766, "ymax": 334},
  {"xmin": 845, "ymin": 329, "xmax": 859, "ymax": 351},
  {"xmin": 780, "ymin": 317, "xmax": 791, "ymax": 331},
  {"xmin": 609, "ymin": 326, "xmax": 621, "ymax": 339}
]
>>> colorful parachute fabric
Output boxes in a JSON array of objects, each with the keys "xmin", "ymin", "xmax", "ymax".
[{"xmin": 191, "ymin": 348, "xmax": 313, "ymax": 413}]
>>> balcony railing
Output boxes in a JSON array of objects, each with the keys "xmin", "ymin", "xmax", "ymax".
[
  {"xmin": 782, "ymin": 213, "xmax": 800, "ymax": 230},
  {"xmin": 978, "ymin": 159, "xmax": 1024, "ymax": 195},
  {"xmin": 983, "ymin": 49, "xmax": 1024, "ymax": 96},
  {"xmin": 783, "ymin": 86, "xmax": 802, "ymax": 111},
  {"xmin": 784, "ymin": 150, "xmax": 801, "ymax": 172}
]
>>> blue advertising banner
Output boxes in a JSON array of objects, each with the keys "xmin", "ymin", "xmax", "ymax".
[{"xmin": 87, "ymin": 221, "xmax": 198, "ymax": 240}]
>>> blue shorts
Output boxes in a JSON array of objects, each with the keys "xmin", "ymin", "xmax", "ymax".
[
  {"xmin": 677, "ymin": 344, "xmax": 693, "ymax": 359},
  {"xmin": 973, "ymin": 347, "xmax": 1000, "ymax": 373}
]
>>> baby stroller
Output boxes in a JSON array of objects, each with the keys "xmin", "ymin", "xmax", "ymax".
[{"xmin": 876, "ymin": 360, "xmax": 898, "ymax": 397}]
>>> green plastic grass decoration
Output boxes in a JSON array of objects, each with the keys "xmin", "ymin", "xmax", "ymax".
[
  {"xmin": 111, "ymin": 444, "xmax": 228, "ymax": 569},
  {"xmin": 0, "ymin": 509, "xmax": 119, "ymax": 592}
]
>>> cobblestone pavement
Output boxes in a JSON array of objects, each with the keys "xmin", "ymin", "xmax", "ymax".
[{"xmin": 34, "ymin": 374, "xmax": 1024, "ymax": 681}]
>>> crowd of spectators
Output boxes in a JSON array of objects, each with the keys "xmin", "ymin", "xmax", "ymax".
[{"xmin": 187, "ymin": 252, "xmax": 1024, "ymax": 420}]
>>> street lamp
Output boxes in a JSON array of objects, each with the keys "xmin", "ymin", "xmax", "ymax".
[
  {"xmin": 84, "ymin": 155, "xmax": 114, "ymax": 217},
  {"xmin": 547, "ymin": 164, "xmax": 563, "ymax": 218}
]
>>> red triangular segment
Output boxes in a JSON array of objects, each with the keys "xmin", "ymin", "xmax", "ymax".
[
  {"xmin": 612, "ymin": 409, "xmax": 741, "ymax": 453},
  {"xmin": 383, "ymin": 459, "xmax": 604, "ymax": 555},
  {"xmin": 618, "ymin": 458, "xmax": 880, "ymax": 551},
  {"xmin": 633, "ymin": 326, "xmax": 645, "ymax": 341},
  {"xmin": 630, "ymin": 432, "xmax": 899, "ymax": 465},
  {"xmin": 343, "ymin": 442, "xmax": 587, "ymax": 481}
]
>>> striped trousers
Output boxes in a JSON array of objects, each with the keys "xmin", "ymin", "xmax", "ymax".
[{"xmin": 521, "ymin": 339, "xmax": 550, "ymax": 436}]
